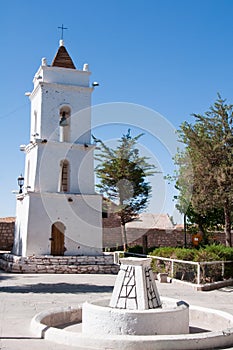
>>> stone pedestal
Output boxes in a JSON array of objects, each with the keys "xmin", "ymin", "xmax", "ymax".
[{"xmin": 109, "ymin": 257, "xmax": 161, "ymax": 310}]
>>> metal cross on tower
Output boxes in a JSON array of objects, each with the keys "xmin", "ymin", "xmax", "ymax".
[{"xmin": 58, "ymin": 24, "xmax": 68, "ymax": 40}]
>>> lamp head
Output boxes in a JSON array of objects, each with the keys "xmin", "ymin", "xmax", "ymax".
[{"xmin": 17, "ymin": 174, "xmax": 24, "ymax": 193}]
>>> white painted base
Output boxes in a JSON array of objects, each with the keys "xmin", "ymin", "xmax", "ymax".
[{"xmin": 82, "ymin": 299, "xmax": 189, "ymax": 335}]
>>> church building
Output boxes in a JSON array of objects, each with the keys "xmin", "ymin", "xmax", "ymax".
[{"xmin": 12, "ymin": 40, "xmax": 103, "ymax": 257}]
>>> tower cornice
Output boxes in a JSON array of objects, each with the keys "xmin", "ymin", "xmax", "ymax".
[
  {"xmin": 40, "ymin": 81, "xmax": 93, "ymax": 92},
  {"xmin": 24, "ymin": 140, "xmax": 95, "ymax": 153},
  {"xmin": 32, "ymin": 64, "xmax": 92, "ymax": 93},
  {"xmin": 30, "ymin": 81, "xmax": 93, "ymax": 100}
]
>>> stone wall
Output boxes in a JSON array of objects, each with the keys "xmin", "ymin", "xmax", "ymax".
[
  {"xmin": 208, "ymin": 231, "xmax": 229, "ymax": 245},
  {"xmin": 0, "ymin": 218, "xmax": 15, "ymax": 251},
  {"xmin": 103, "ymin": 215, "xmax": 194, "ymax": 250},
  {"xmin": 102, "ymin": 214, "xmax": 229, "ymax": 249},
  {"xmin": 103, "ymin": 227, "xmax": 193, "ymax": 250},
  {"xmin": 0, "ymin": 253, "xmax": 119, "ymax": 274},
  {"xmin": 103, "ymin": 226, "xmax": 228, "ymax": 250},
  {"xmin": 129, "ymin": 229, "xmax": 193, "ymax": 248}
]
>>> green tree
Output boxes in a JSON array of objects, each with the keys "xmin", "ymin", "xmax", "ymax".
[
  {"xmin": 93, "ymin": 130, "xmax": 156, "ymax": 251},
  {"xmin": 175, "ymin": 95, "xmax": 233, "ymax": 246}
]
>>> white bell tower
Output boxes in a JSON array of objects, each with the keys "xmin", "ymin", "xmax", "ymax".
[{"xmin": 12, "ymin": 40, "xmax": 102, "ymax": 257}]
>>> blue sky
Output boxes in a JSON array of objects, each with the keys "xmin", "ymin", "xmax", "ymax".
[{"xmin": 1, "ymin": 0, "xmax": 233, "ymax": 221}]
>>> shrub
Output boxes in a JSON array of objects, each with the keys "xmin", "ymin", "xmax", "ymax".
[
  {"xmin": 172, "ymin": 248, "xmax": 196, "ymax": 261},
  {"xmin": 203, "ymin": 244, "xmax": 233, "ymax": 261},
  {"xmin": 193, "ymin": 249, "xmax": 220, "ymax": 262},
  {"xmin": 149, "ymin": 245, "xmax": 233, "ymax": 262},
  {"xmin": 149, "ymin": 247, "xmax": 176, "ymax": 258}
]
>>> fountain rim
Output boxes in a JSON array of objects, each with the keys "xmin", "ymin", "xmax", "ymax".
[
  {"xmin": 30, "ymin": 297, "xmax": 233, "ymax": 350},
  {"xmin": 82, "ymin": 297, "xmax": 188, "ymax": 313}
]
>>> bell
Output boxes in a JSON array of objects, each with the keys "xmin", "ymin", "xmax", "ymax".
[{"xmin": 60, "ymin": 111, "xmax": 68, "ymax": 126}]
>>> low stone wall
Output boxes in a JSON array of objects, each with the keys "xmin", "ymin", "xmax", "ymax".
[
  {"xmin": 0, "ymin": 218, "xmax": 15, "ymax": 251},
  {"xmin": 103, "ymin": 227, "xmax": 194, "ymax": 250},
  {"xmin": 129, "ymin": 229, "xmax": 193, "ymax": 249},
  {"xmin": 104, "ymin": 228, "xmax": 228, "ymax": 250},
  {"xmin": 0, "ymin": 253, "xmax": 119, "ymax": 274}
]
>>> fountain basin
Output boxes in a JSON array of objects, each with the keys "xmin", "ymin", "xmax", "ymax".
[
  {"xmin": 82, "ymin": 298, "xmax": 189, "ymax": 335},
  {"xmin": 31, "ymin": 297, "xmax": 233, "ymax": 350}
]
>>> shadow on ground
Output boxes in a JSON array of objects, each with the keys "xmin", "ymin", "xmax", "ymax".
[
  {"xmin": 0, "ymin": 283, "xmax": 114, "ymax": 294},
  {"xmin": 0, "ymin": 272, "xmax": 16, "ymax": 281},
  {"xmin": 218, "ymin": 286, "xmax": 233, "ymax": 293}
]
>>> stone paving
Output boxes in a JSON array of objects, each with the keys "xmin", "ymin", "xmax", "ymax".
[{"xmin": 1, "ymin": 270, "xmax": 233, "ymax": 349}]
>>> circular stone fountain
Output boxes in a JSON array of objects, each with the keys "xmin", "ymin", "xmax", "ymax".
[{"xmin": 31, "ymin": 258, "xmax": 233, "ymax": 349}]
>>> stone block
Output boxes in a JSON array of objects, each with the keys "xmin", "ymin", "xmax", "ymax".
[
  {"xmin": 50, "ymin": 259, "xmax": 59, "ymax": 264},
  {"xmin": 59, "ymin": 260, "xmax": 69, "ymax": 265},
  {"xmin": 11, "ymin": 264, "xmax": 21, "ymax": 272}
]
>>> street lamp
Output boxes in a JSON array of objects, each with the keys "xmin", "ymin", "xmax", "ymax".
[
  {"xmin": 184, "ymin": 213, "xmax": 187, "ymax": 248},
  {"xmin": 17, "ymin": 174, "xmax": 24, "ymax": 194}
]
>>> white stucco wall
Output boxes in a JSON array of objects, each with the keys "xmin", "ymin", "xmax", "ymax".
[
  {"xmin": 25, "ymin": 141, "xmax": 95, "ymax": 194},
  {"xmin": 15, "ymin": 192, "xmax": 102, "ymax": 256},
  {"xmin": 34, "ymin": 65, "xmax": 90, "ymax": 88},
  {"xmin": 30, "ymin": 65, "xmax": 92, "ymax": 145},
  {"xmin": 30, "ymin": 86, "xmax": 42, "ymax": 141},
  {"xmin": 24, "ymin": 143, "xmax": 38, "ymax": 192},
  {"xmin": 12, "ymin": 195, "xmax": 30, "ymax": 256}
]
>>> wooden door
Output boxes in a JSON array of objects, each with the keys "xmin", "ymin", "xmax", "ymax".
[{"xmin": 51, "ymin": 222, "xmax": 65, "ymax": 256}]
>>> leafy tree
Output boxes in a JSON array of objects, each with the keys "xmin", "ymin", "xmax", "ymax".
[
  {"xmin": 175, "ymin": 95, "xmax": 233, "ymax": 246},
  {"xmin": 93, "ymin": 130, "xmax": 156, "ymax": 251},
  {"xmin": 181, "ymin": 203, "xmax": 225, "ymax": 244}
]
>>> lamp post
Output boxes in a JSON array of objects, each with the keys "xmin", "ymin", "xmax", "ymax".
[
  {"xmin": 184, "ymin": 213, "xmax": 187, "ymax": 248},
  {"xmin": 17, "ymin": 174, "xmax": 24, "ymax": 194}
]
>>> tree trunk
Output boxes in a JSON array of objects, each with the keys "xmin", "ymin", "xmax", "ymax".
[
  {"xmin": 196, "ymin": 214, "xmax": 208, "ymax": 244},
  {"xmin": 121, "ymin": 223, "xmax": 128, "ymax": 252},
  {"xmin": 224, "ymin": 199, "xmax": 232, "ymax": 247},
  {"xmin": 198, "ymin": 222, "xmax": 205, "ymax": 237},
  {"xmin": 142, "ymin": 235, "xmax": 148, "ymax": 255}
]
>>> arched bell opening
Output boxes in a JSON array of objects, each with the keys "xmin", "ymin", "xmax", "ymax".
[{"xmin": 59, "ymin": 106, "xmax": 71, "ymax": 142}]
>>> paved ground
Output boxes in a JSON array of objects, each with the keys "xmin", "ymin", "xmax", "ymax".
[{"xmin": 1, "ymin": 270, "xmax": 233, "ymax": 349}]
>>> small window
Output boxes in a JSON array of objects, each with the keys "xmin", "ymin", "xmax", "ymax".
[{"xmin": 59, "ymin": 160, "xmax": 70, "ymax": 192}]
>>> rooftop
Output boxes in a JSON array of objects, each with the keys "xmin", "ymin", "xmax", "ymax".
[
  {"xmin": 126, "ymin": 213, "xmax": 174, "ymax": 230},
  {"xmin": 51, "ymin": 40, "xmax": 76, "ymax": 69},
  {"xmin": 0, "ymin": 217, "xmax": 15, "ymax": 223}
]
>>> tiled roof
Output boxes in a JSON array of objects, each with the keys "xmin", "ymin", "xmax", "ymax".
[
  {"xmin": 0, "ymin": 217, "xmax": 16, "ymax": 223},
  {"xmin": 51, "ymin": 45, "xmax": 76, "ymax": 69}
]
